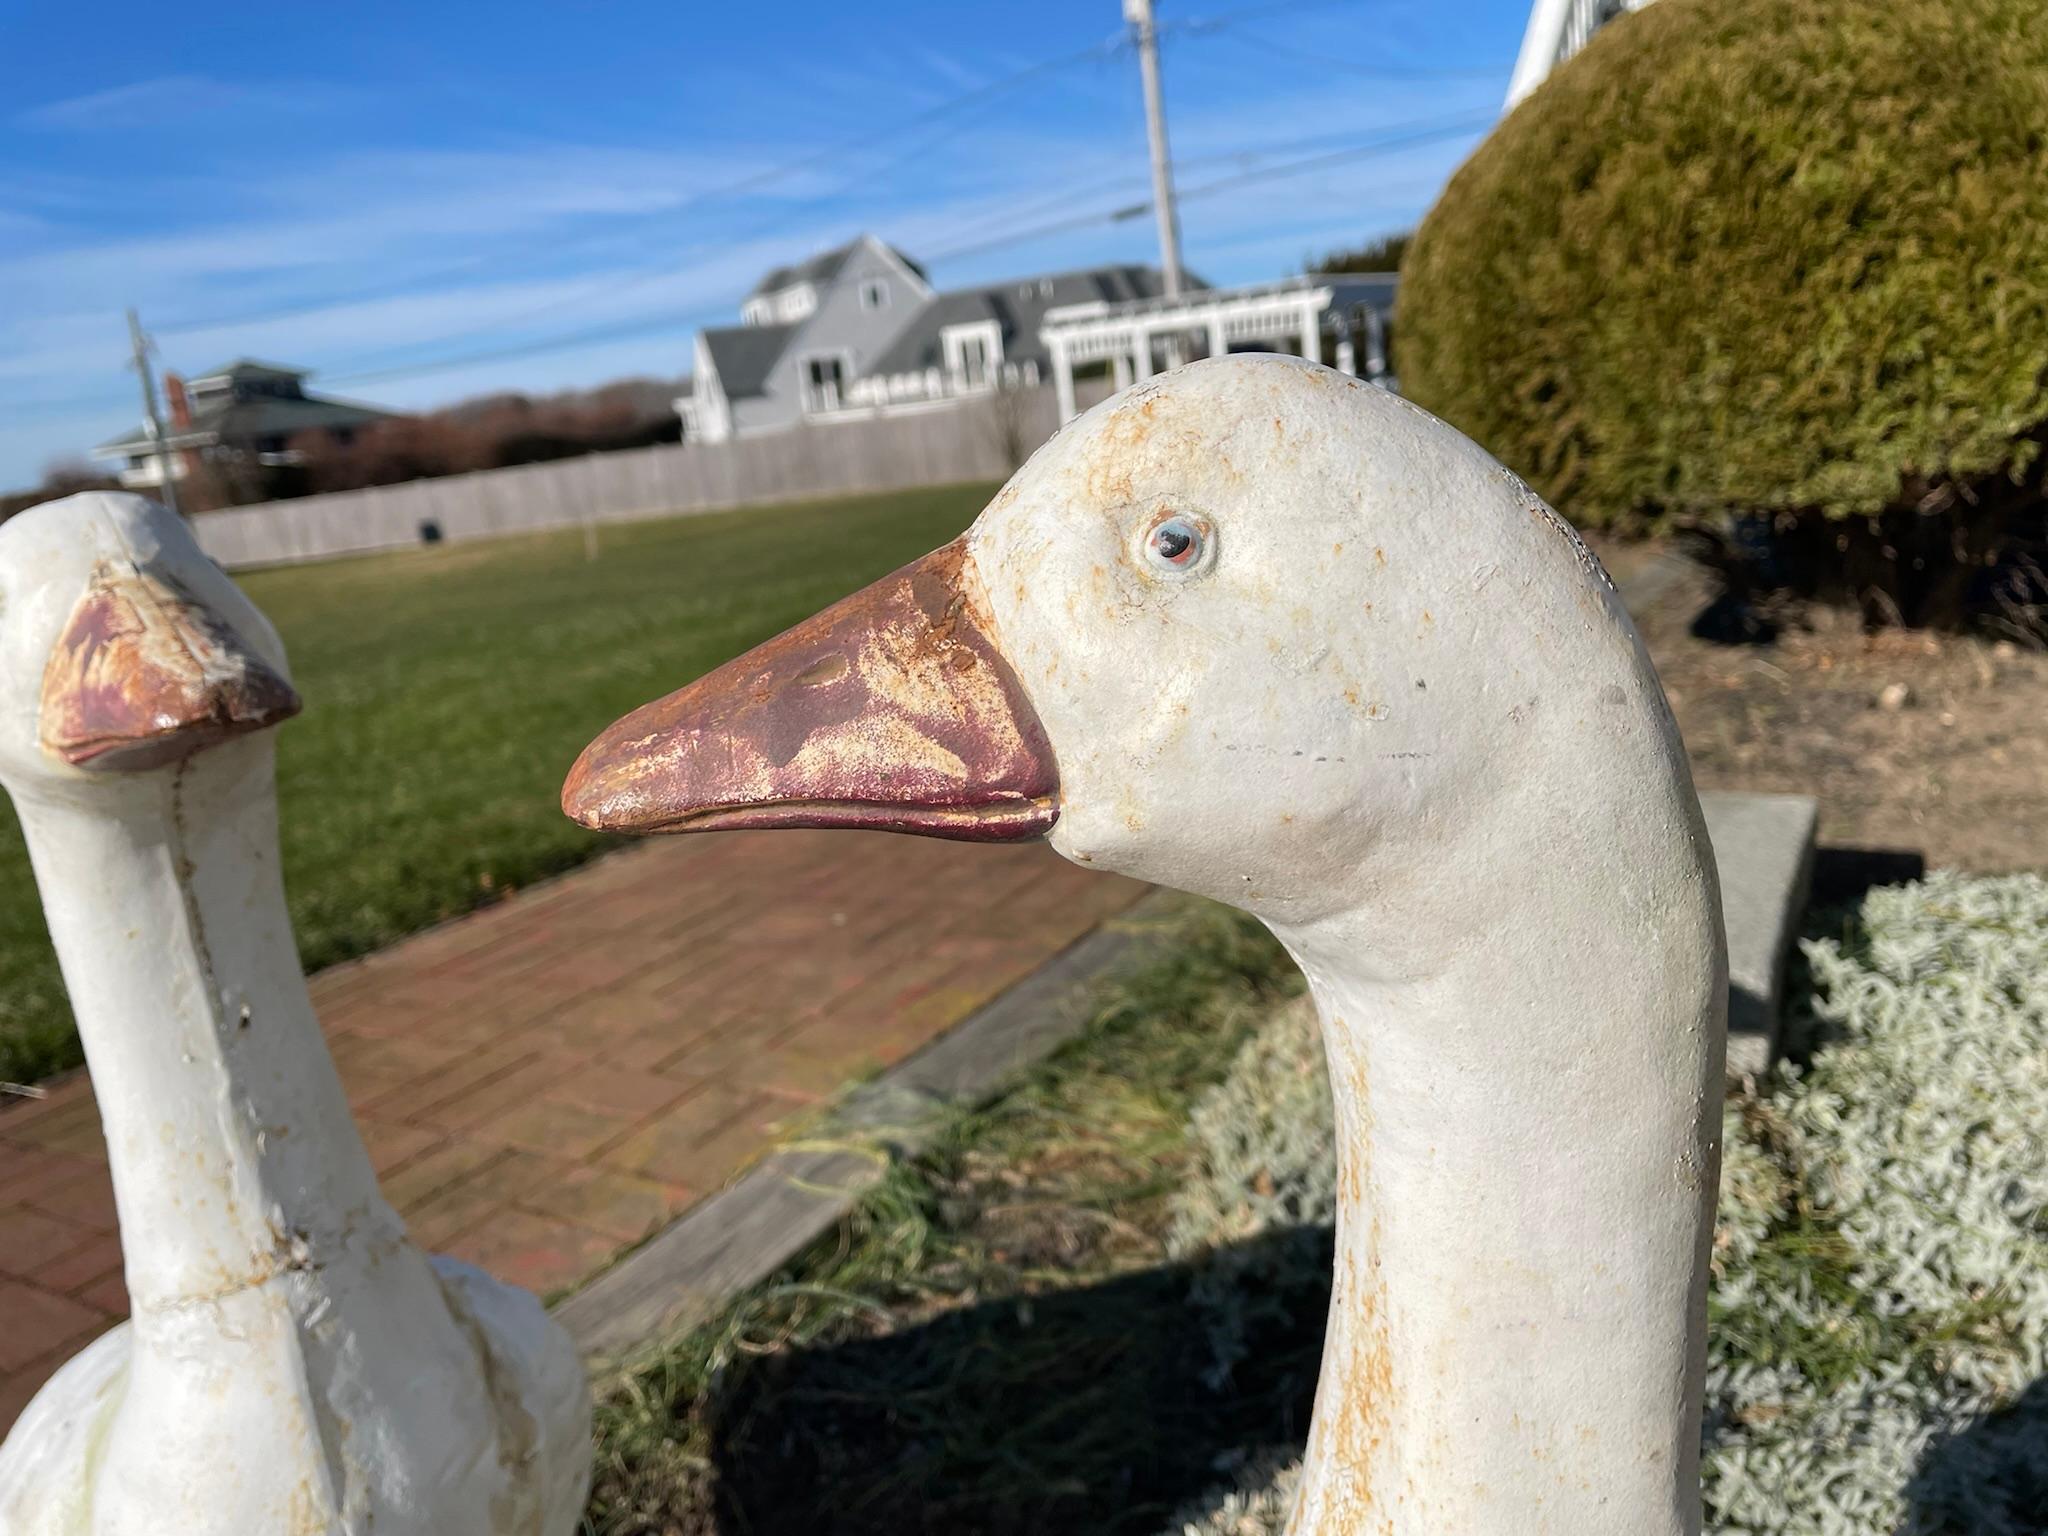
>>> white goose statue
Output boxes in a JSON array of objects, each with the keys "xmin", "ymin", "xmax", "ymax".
[
  {"xmin": 0, "ymin": 493, "xmax": 590, "ymax": 1536},
  {"xmin": 563, "ymin": 355, "xmax": 1727, "ymax": 1536}
]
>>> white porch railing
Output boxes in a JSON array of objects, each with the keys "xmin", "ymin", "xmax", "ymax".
[{"xmin": 810, "ymin": 359, "xmax": 1042, "ymax": 421}]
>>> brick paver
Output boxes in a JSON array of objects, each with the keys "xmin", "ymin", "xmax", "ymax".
[{"xmin": 0, "ymin": 831, "xmax": 1145, "ymax": 1431}]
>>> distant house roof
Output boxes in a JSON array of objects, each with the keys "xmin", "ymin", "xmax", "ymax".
[
  {"xmin": 701, "ymin": 323, "xmax": 798, "ymax": 399},
  {"xmin": 188, "ymin": 358, "xmax": 308, "ymax": 385},
  {"xmin": 871, "ymin": 264, "xmax": 1197, "ymax": 378},
  {"xmin": 95, "ymin": 363, "xmax": 395, "ymax": 456},
  {"xmin": 747, "ymin": 235, "xmax": 928, "ymax": 299}
]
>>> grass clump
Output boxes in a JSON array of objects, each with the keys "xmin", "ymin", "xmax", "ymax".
[{"xmin": 585, "ymin": 896, "xmax": 1305, "ymax": 1536}]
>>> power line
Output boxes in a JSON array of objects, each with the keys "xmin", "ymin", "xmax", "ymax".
[
  {"xmin": 150, "ymin": 34, "xmax": 1128, "ymax": 340},
  {"xmin": 316, "ymin": 106, "xmax": 1490, "ymax": 390},
  {"xmin": 147, "ymin": 5, "xmax": 1409, "ymax": 346},
  {"xmin": 1204, "ymin": 23, "xmax": 1512, "ymax": 80},
  {"xmin": 921, "ymin": 116, "xmax": 1468, "ymax": 257},
  {"xmin": 920, "ymin": 109, "xmax": 1489, "ymax": 265},
  {"xmin": 322, "ymin": 307, "xmax": 718, "ymax": 389},
  {"xmin": 123, "ymin": 4, "xmax": 1493, "ymax": 401},
  {"xmin": 1177, "ymin": 110, "xmax": 1492, "ymax": 197},
  {"xmin": 332, "ymin": 89, "xmax": 1039, "ymax": 380},
  {"xmin": 323, "ymin": 252, "xmax": 930, "ymax": 388},
  {"xmin": 1173, "ymin": 0, "xmax": 1380, "ymax": 26}
]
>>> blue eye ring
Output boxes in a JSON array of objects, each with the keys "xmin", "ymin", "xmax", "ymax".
[{"xmin": 1144, "ymin": 514, "xmax": 1209, "ymax": 575}]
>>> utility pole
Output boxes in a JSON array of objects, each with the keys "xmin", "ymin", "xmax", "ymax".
[
  {"xmin": 125, "ymin": 307, "xmax": 182, "ymax": 516},
  {"xmin": 1124, "ymin": 0, "xmax": 1184, "ymax": 298}
]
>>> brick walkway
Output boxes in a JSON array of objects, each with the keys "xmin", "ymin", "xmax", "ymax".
[{"xmin": 0, "ymin": 832, "xmax": 1145, "ymax": 1431}]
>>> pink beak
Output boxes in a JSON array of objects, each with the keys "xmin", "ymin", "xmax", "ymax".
[{"xmin": 562, "ymin": 537, "xmax": 1058, "ymax": 842}]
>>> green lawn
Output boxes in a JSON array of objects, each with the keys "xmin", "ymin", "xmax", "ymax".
[{"xmin": 0, "ymin": 482, "xmax": 998, "ymax": 1087}]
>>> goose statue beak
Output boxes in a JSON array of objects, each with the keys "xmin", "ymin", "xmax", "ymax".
[
  {"xmin": 562, "ymin": 537, "xmax": 1059, "ymax": 841},
  {"xmin": 39, "ymin": 561, "xmax": 303, "ymax": 772}
]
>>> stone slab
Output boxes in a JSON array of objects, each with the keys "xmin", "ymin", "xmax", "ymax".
[{"xmin": 1700, "ymin": 790, "xmax": 1818, "ymax": 1079}]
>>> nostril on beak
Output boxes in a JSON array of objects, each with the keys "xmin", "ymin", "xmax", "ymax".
[{"xmin": 793, "ymin": 654, "xmax": 850, "ymax": 688}]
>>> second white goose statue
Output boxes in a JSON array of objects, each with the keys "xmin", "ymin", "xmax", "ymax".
[
  {"xmin": 0, "ymin": 493, "xmax": 590, "ymax": 1536},
  {"xmin": 564, "ymin": 356, "xmax": 1727, "ymax": 1536}
]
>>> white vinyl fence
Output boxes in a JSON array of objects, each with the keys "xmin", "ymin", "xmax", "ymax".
[{"xmin": 192, "ymin": 387, "xmax": 1065, "ymax": 570}]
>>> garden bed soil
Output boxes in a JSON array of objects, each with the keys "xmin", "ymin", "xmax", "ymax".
[{"xmin": 1590, "ymin": 539, "xmax": 2048, "ymax": 876}]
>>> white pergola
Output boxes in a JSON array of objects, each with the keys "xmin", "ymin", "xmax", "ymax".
[
  {"xmin": 1507, "ymin": 0, "xmax": 1656, "ymax": 105},
  {"xmin": 1038, "ymin": 274, "xmax": 1396, "ymax": 423}
]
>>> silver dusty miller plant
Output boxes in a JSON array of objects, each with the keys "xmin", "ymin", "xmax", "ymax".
[
  {"xmin": 1166, "ymin": 873, "xmax": 2048, "ymax": 1536},
  {"xmin": 1165, "ymin": 995, "xmax": 1336, "ymax": 1389}
]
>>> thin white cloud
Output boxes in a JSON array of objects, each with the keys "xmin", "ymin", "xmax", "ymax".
[
  {"xmin": 913, "ymin": 47, "xmax": 988, "ymax": 91},
  {"xmin": 16, "ymin": 75, "xmax": 357, "ymax": 132}
]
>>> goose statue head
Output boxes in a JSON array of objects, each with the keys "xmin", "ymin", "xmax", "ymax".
[
  {"xmin": 565, "ymin": 356, "xmax": 1725, "ymax": 1536},
  {"xmin": 0, "ymin": 489, "xmax": 298, "ymax": 789},
  {"xmin": 0, "ymin": 492, "xmax": 590, "ymax": 1536}
]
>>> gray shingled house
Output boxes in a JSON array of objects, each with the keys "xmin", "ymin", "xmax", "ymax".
[{"xmin": 676, "ymin": 234, "xmax": 1185, "ymax": 443}]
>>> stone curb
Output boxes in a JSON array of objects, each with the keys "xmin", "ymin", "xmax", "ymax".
[
  {"xmin": 1701, "ymin": 791, "xmax": 1818, "ymax": 1080},
  {"xmin": 1610, "ymin": 553, "xmax": 1821, "ymax": 1077},
  {"xmin": 553, "ymin": 887, "xmax": 1183, "ymax": 1363}
]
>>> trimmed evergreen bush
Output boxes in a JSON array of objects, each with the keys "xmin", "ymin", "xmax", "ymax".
[{"xmin": 1399, "ymin": 0, "xmax": 2048, "ymax": 626}]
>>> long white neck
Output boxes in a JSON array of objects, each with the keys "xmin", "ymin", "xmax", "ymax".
[
  {"xmin": 11, "ymin": 741, "xmax": 402, "ymax": 1312},
  {"xmin": 1271, "ymin": 767, "xmax": 1723, "ymax": 1536}
]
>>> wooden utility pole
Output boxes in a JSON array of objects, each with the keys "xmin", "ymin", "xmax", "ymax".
[
  {"xmin": 1124, "ymin": 0, "xmax": 1184, "ymax": 298},
  {"xmin": 125, "ymin": 308, "xmax": 182, "ymax": 516}
]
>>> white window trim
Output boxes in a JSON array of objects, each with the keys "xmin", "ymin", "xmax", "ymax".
[
  {"xmin": 797, "ymin": 349, "xmax": 855, "ymax": 414},
  {"xmin": 942, "ymin": 320, "xmax": 1004, "ymax": 391}
]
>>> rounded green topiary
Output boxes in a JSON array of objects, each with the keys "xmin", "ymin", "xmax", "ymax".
[{"xmin": 1399, "ymin": 0, "xmax": 2048, "ymax": 578}]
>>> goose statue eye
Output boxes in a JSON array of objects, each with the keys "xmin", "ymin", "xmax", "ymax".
[{"xmin": 1144, "ymin": 516, "xmax": 1207, "ymax": 575}]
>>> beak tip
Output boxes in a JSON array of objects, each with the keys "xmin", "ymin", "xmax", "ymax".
[
  {"xmin": 560, "ymin": 743, "xmax": 626, "ymax": 832},
  {"xmin": 242, "ymin": 672, "xmax": 303, "ymax": 730}
]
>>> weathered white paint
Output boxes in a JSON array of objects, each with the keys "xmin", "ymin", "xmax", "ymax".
[
  {"xmin": 964, "ymin": 357, "xmax": 1725, "ymax": 1533},
  {"xmin": 0, "ymin": 493, "xmax": 591, "ymax": 1536}
]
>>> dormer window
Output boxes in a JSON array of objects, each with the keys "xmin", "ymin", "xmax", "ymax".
[{"xmin": 860, "ymin": 280, "xmax": 888, "ymax": 310}]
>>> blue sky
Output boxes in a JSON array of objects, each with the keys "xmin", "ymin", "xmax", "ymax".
[{"xmin": 0, "ymin": 0, "xmax": 1530, "ymax": 489}]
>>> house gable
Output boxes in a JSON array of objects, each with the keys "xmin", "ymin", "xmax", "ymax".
[
  {"xmin": 745, "ymin": 237, "xmax": 931, "ymax": 431},
  {"xmin": 742, "ymin": 234, "xmax": 929, "ymax": 327}
]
